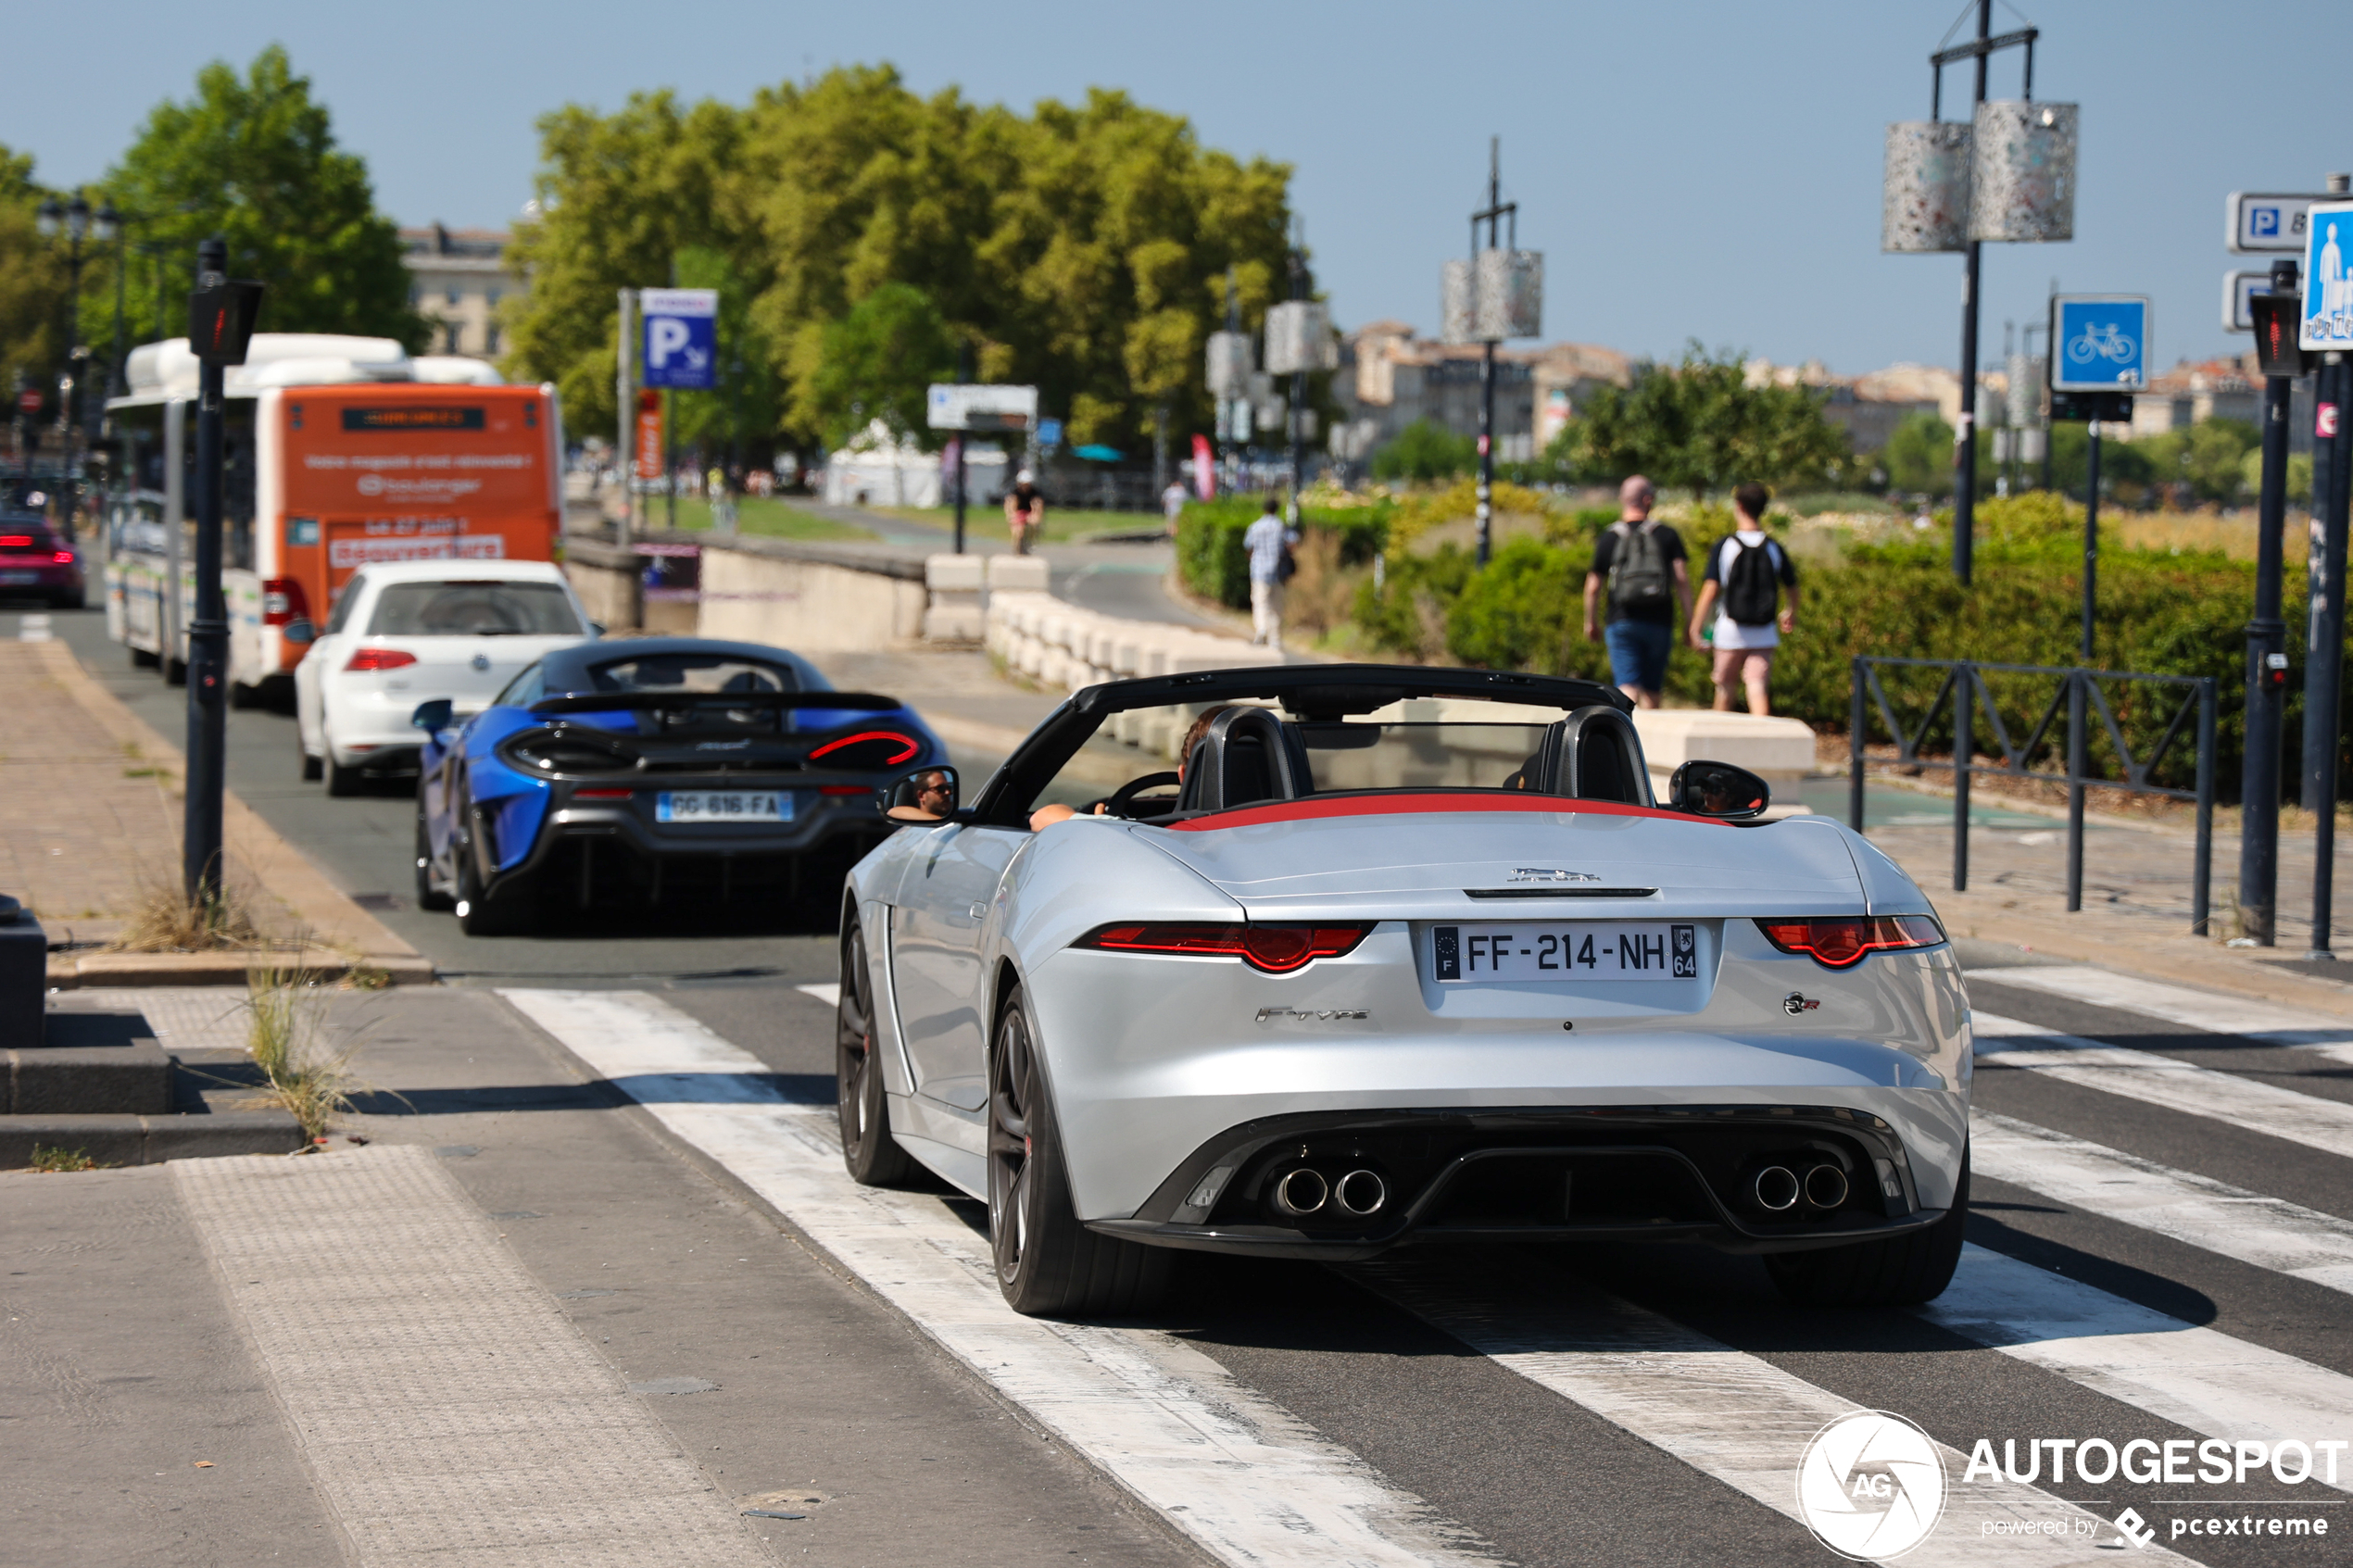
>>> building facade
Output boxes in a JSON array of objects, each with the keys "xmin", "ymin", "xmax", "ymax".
[{"xmin": 399, "ymin": 225, "xmax": 523, "ymax": 361}]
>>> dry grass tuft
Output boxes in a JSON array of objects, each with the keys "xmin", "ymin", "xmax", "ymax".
[
  {"xmin": 110, "ymin": 872, "xmax": 263, "ymax": 954},
  {"xmin": 244, "ymin": 963, "xmax": 371, "ymax": 1142}
]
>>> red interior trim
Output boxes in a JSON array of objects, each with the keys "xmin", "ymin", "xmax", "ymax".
[{"xmin": 1164, "ymin": 792, "xmax": 1719, "ymax": 832}]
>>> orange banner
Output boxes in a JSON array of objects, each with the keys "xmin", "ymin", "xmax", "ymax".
[
  {"xmin": 282, "ymin": 386, "xmax": 547, "ymax": 515},
  {"xmin": 635, "ymin": 389, "xmax": 663, "ymax": 482}
]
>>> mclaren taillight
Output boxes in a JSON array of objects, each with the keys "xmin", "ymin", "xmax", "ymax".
[
  {"xmin": 52, "ymin": 550, "xmax": 74, "ymax": 565},
  {"xmin": 1074, "ymin": 922, "xmax": 1373, "ymax": 974},
  {"xmin": 573, "ymin": 786, "xmax": 634, "ymax": 800},
  {"xmin": 809, "ymin": 730, "xmax": 921, "ymax": 767},
  {"xmin": 1756, "ymin": 915, "xmax": 1945, "ymax": 968},
  {"xmin": 345, "ymin": 646, "xmax": 417, "ymax": 672},
  {"xmin": 262, "ymin": 575, "xmax": 310, "ymax": 627}
]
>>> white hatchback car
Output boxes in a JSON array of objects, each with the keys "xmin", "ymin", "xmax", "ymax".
[{"xmin": 296, "ymin": 560, "xmax": 596, "ymax": 796}]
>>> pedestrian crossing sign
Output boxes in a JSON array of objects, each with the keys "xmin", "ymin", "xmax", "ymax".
[{"xmin": 2300, "ymin": 201, "xmax": 2353, "ymax": 351}]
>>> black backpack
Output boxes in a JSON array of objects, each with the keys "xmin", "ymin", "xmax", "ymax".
[
  {"xmin": 1607, "ymin": 522, "xmax": 1672, "ymax": 617},
  {"xmin": 1722, "ymin": 535, "xmax": 1781, "ymax": 626}
]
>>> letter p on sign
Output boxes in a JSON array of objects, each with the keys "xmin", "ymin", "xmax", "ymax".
[{"xmin": 648, "ymin": 318, "xmax": 690, "ymax": 367}]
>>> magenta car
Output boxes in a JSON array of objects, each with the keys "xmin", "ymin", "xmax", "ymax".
[{"xmin": 0, "ymin": 510, "xmax": 84, "ymax": 608}]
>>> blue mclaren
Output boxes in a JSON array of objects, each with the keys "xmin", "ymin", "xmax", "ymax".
[{"xmin": 413, "ymin": 636, "xmax": 945, "ymax": 935}]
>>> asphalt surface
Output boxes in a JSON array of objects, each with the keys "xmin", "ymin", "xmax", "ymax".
[{"xmin": 14, "ymin": 597, "xmax": 2353, "ymax": 1566}]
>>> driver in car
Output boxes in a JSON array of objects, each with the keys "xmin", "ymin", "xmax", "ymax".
[
  {"xmin": 1027, "ymin": 706, "xmax": 1232, "ymax": 831},
  {"xmin": 886, "ymin": 768, "xmax": 960, "ymax": 822}
]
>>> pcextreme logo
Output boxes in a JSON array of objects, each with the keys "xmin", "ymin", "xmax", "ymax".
[{"xmin": 1796, "ymin": 1411, "xmax": 1947, "ymax": 1561}]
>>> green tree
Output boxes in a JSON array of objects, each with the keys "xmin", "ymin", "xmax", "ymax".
[
  {"xmin": 1566, "ymin": 343, "xmax": 1850, "ymax": 497},
  {"xmin": 96, "ymin": 46, "xmax": 426, "ymax": 354},
  {"xmin": 1881, "ymin": 410, "xmax": 1954, "ymax": 497},
  {"xmin": 1370, "ymin": 418, "xmax": 1477, "ymax": 482},
  {"xmin": 0, "ymin": 144, "xmax": 69, "ymax": 403},
  {"xmin": 2240, "ymin": 445, "xmax": 2313, "ymax": 504},
  {"xmin": 797, "ymin": 282, "xmax": 954, "ymax": 446}
]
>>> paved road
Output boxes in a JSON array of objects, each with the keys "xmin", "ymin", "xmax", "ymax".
[{"xmin": 19, "ymin": 958, "xmax": 2353, "ymax": 1565}]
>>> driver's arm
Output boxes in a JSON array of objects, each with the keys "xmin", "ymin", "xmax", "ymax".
[{"xmin": 1029, "ymin": 802, "xmax": 1078, "ymax": 830}]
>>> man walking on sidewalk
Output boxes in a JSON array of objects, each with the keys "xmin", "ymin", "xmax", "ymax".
[
  {"xmin": 1582, "ymin": 475, "xmax": 1690, "ymax": 709},
  {"xmin": 1689, "ymin": 482, "xmax": 1800, "ymax": 716},
  {"xmin": 1244, "ymin": 495, "xmax": 1299, "ymax": 647}
]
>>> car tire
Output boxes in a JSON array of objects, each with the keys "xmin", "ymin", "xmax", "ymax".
[
  {"xmin": 454, "ymin": 808, "xmax": 525, "ymax": 936},
  {"xmin": 988, "ymin": 986, "xmax": 1174, "ymax": 1319},
  {"xmin": 52, "ymin": 590, "xmax": 84, "ymax": 610},
  {"xmin": 1764, "ymin": 1147, "xmax": 1969, "ymax": 1308},
  {"xmin": 131, "ymin": 646, "xmax": 159, "ymax": 670},
  {"xmin": 836, "ymin": 922, "xmax": 913, "ymax": 1185},
  {"xmin": 414, "ymin": 797, "xmax": 453, "ymax": 912},
  {"xmin": 323, "ymin": 739, "xmax": 362, "ymax": 797}
]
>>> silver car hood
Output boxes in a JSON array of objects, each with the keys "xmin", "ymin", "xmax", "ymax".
[{"xmin": 1134, "ymin": 807, "xmax": 1869, "ymax": 920}]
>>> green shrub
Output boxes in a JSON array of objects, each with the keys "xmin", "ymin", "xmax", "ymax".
[{"xmin": 1175, "ymin": 497, "xmax": 1391, "ymax": 608}]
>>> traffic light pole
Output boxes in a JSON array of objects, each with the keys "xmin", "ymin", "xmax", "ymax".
[
  {"xmin": 2240, "ymin": 259, "xmax": 2299, "ymax": 947},
  {"xmin": 182, "ymin": 238, "xmax": 231, "ymax": 909},
  {"xmin": 2309, "ymin": 352, "xmax": 2350, "ymax": 958},
  {"xmin": 2305, "ymin": 357, "xmax": 2344, "ymax": 814}
]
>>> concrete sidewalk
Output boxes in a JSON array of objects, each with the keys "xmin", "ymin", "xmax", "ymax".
[{"xmin": 0, "ymin": 634, "xmax": 429, "ymax": 988}]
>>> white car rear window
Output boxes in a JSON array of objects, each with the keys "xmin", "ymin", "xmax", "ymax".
[{"xmin": 369, "ymin": 580, "xmax": 581, "ymax": 636}]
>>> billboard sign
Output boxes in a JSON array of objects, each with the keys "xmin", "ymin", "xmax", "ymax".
[
  {"xmin": 925, "ymin": 383, "xmax": 1038, "ymax": 432},
  {"xmin": 640, "ymin": 287, "xmax": 717, "ymax": 390},
  {"xmin": 2049, "ymin": 295, "xmax": 2150, "ymax": 392}
]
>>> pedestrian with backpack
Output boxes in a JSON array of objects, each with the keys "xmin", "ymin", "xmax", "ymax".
[
  {"xmin": 1688, "ymin": 482, "xmax": 1801, "ymax": 716},
  {"xmin": 1582, "ymin": 475, "xmax": 1691, "ymax": 709}
]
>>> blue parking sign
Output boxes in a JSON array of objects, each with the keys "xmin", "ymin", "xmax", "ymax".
[
  {"xmin": 2049, "ymin": 295, "xmax": 2150, "ymax": 392},
  {"xmin": 2301, "ymin": 202, "xmax": 2353, "ymax": 351},
  {"xmin": 640, "ymin": 287, "xmax": 717, "ymax": 390}
]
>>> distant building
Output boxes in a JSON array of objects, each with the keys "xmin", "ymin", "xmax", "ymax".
[
  {"xmin": 399, "ymin": 224, "xmax": 523, "ymax": 360},
  {"xmin": 2129, "ymin": 359, "xmax": 2262, "ymax": 439},
  {"xmin": 1333, "ymin": 324, "xmax": 1630, "ymax": 464}
]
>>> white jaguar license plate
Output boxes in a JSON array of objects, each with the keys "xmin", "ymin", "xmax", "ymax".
[
  {"xmin": 0, "ymin": 571, "xmax": 37, "ymax": 585},
  {"xmin": 656, "ymin": 790, "xmax": 792, "ymax": 823},
  {"xmin": 1431, "ymin": 922, "xmax": 1698, "ymax": 982}
]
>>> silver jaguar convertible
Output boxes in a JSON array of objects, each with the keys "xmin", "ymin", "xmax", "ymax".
[{"xmin": 836, "ymin": 664, "xmax": 1970, "ymax": 1318}]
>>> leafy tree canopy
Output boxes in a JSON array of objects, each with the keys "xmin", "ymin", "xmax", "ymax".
[
  {"xmin": 0, "ymin": 144, "xmax": 69, "ymax": 400},
  {"xmin": 1561, "ymin": 343, "xmax": 1851, "ymax": 498},
  {"xmin": 798, "ymin": 282, "xmax": 954, "ymax": 447},
  {"xmin": 1369, "ymin": 418, "xmax": 1477, "ymax": 483},
  {"xmin": 1882, "ymin": 410, "xmax": 1954, "ymax": 497},
  {"xmin": 506, "ymin": 66, "xmax": 1295, "ymax": 449},
  {"xmin": 97, "ymin": 46, "xmax": 426, "ymax": 353}
]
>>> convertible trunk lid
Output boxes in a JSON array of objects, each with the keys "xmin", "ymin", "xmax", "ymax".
[{"xmin": 1136, "ymin": 800, "xmax": 1866, "ymax": 921}]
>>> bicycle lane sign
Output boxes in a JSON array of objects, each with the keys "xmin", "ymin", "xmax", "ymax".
[{"xmin": 2049, "ymin": 295, "xmax": 2151, "ymax": 392}]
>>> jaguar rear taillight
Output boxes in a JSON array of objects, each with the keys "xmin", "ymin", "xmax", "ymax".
[
  {"xmin": 345, "ymin": 646, "xmax": 417, "ymax": 672},
  {"xmin": 1755, "ymin": 915, "xmax": 1945, "ymax": 968},
  {"xmin": 1073, "ymin": 922, "xmax": 1373, "ymax": 974}
]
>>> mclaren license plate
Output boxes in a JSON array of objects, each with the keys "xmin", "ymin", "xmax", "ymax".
[
  {"xmin": 0, "ymin": 571, "xmax": 36, "ymax": 585},
  {"xmin": 1431, "ymin": 922, "xmax": 1698, "ymax": 982},
  {"xmin": 656, "ymin": 790, "xmax": 792, "ymax": 823}
]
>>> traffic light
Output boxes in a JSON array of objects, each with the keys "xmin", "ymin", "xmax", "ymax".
[
  {"xmin": 2250, "ymin": 294, "xmax": 2311, "ymax": 379},
  {"xmin": 187, "ymin": 277, "xmax": 265, "ymax": 366}
]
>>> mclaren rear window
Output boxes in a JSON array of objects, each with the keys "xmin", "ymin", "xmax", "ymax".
[{"xmin": 585, "ymin": 654, "xmax": 799, "ymax": 695}]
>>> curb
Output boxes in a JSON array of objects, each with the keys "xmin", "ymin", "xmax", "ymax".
[
  {"xmin": 1, "ymin": 1109, "xmax": 306, "ymax": 1167},
  {"xmin": 44, "ymin": 950, "xmax": 437, "ymax": 990}
]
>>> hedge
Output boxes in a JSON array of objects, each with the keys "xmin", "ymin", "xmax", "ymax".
[{"xmin": 1175, "ymin": 497, "xmax": 1390, "ymax": 608}]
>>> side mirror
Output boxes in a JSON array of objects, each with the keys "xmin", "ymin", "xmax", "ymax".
[
  {"xmin": 282, "ymin": 617, "xmax": 316, "ymax": 646},
  {"xmin": 881, "ymin": 764, "xmax": 961, "ymax": 822},
  {"xmin": 1668, "ymin": 759, "xmax": 1770, "ymax": 822},
  {"xmin": 409, "ymin": 697, "xmax": 455, "ymax": 734},
  {"xmin": 587, "ymin": 620, "xmax": 607, "ymax": 637}
]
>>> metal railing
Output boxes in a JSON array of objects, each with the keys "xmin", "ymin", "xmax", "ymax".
[{"xmin": 1848, "ymin": 658, "xmax": 2217, "ymax": 934}]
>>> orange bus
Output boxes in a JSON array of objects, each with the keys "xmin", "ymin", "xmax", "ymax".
[{"xmin": 105, "ymin": 336, "xmax": 563, "ymax": 704}]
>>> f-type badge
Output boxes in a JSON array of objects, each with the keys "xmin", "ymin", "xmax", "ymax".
[
  {"xmin": 1256, "ymin": 1007, "xmax": 1370, "ymax": 1023},
  {"xmin": 1508, "ymin": 868, "xmax": 1603, "ymax": 883},
  {"xmin": 1783, "ymin": 992, "xmax": 1821, "ymax": 1016}
]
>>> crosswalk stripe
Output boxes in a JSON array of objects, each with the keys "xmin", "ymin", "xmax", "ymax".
[
  {"xmin": 1926, "ymin": 1244, "xmax": 2353, "ymax": 1475},
  {"xmin": 1360, "ymin": 1258, "xmax": 2187, "ymax": 1564},
  {"xmin": 1970, "ymin": 964, "xmax": 2353, "ymax": 1063},
  {"xmin": 1974, "ymin": 1010, "xmax": 2353, "ymax": 1162},
  {"xmin": 497, "ymin": 988, "xmax": 1500, "ymax": 1568},
  {"xmin": 1972, "ymin": 1111, "xmax": 2353, "ymax": 1294}
]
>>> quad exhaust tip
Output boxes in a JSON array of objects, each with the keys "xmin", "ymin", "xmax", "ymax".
[
  {"xmin": 1334, "ymin": 1169, "xmax": 1387, "ymax": 1218},
  {"xmin": 1753, "ymin": 1165, "xmax": 1800, "ymax": 1212},
  {"xmin": 1804, "ymin": 1163, "xmax": 1849, "ymax": 1210},
  {"xmin": 1274, "ymin": 1168, "xmax": 1329, "ymax": 1217}
]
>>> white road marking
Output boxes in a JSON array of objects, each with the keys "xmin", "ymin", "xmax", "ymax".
[
  {"xmin": 1971, "ymin": 963, "xmax": 2353, "ymax": 1063},
  {"xmin": 1974, "ymin": 1011, "xmax": 2353, "ymax": 1162},
  {"xmin": 1973, "ymin": 1111, "xmax": 2353, "ymax": 1295},
  {"xmin": 171, "ymin": 1144, "xmax": 768, "ymax": 1566},
  {"xmin": 1362, "ymin": 1259, "xmax": 2186, "ymax": 1565},
  {"xmin": 18, "ymin": 612, "xmax": 52, "ymax": 642},
  {"xmin": 1927, "ymin": 1244, "xmax": 2353, "ymax": 1474},
  {"xmin": 795, "ymin": 982, "xmax": 840, "ymax": 1008},
  {"xmin": 498, "ymin": 988, "xmax": 1499, "ymax": 1568}
]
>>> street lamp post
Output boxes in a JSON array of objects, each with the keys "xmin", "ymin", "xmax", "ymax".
[{"xmin": 34, "ymin": 194, "xmax": 119, "ymax": 538}]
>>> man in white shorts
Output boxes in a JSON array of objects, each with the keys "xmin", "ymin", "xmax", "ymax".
[{"xmin": 1687, "ymin": 482, "xmax": 1799, "ymax": 716}]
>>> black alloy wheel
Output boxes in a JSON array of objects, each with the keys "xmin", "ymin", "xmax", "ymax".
[
  {"xmin": 453, "ymin": 790, "xmax": 524, "ymax": 936},
  {"xmin": 836, "ymin": 922, "xmax": 912, "ymax": 1185},
  {"xmin": 1765, "ymin": 1146, "xmax": 1969, "ymax": 1308},
  {"xmin": 987, "ymin": 987, "xmax": 1173, "ymax": 1318}
]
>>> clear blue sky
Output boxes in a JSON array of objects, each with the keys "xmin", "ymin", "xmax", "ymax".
[{"xmin": 6, "ymin": 0, "xmax": 2344, "ymax": 377}]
